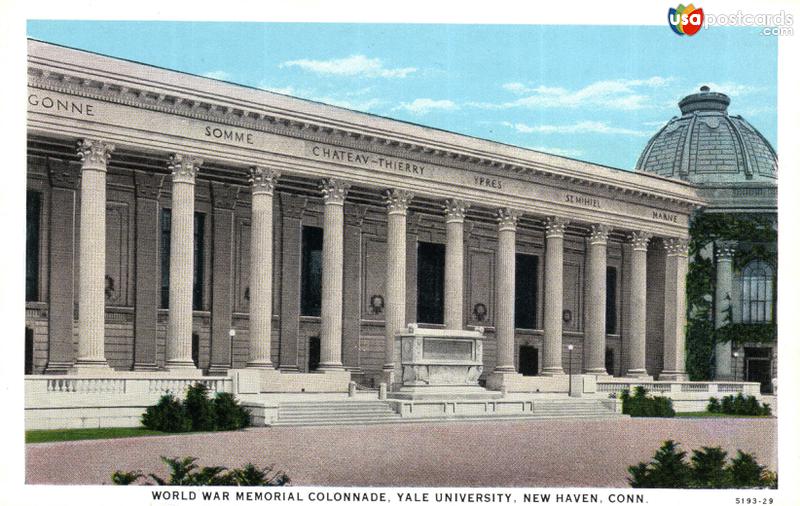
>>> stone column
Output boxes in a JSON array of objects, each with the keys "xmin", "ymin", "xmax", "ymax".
[
  {"xmin": 625, "ymin": 231, "xmax": 651, "ymax": 377},
  {"xmin": 714, "ymin": 241, "xmax": 736, "ymax": 379},
  {"xmin": 584, "ymin": 224, "xmax": 611, "ymax": 375},
  {"xmin": 165, "ymin": 153, "xmax": 203, "ymax": 371},
  {"xmin": 318, "ymin": 179, "xmax": 350, "ymax": 371},
  {"xmin": 246, "ymin": 167, "xmax": 279, "ymax": 369},
  {"xmin": 542, "ymin": 216, "xmax": 569, "ymax": 375},
  {"xmin": 493, "ymin": 208, "xmax": 521, "ymax": 374},
  {"xmin": 207, "ymin": 182, "xmax": 240, "ymax": 374},
  {"xmin": 661, "ymin": 238, "xmax": 689, "ymax": 381},
  {"xmin": 132, "ymin": 171, "xmax": 161, "ymax": 371},
  {"xmin": 444, "ymin": 199, "xmax": 469, "ymax": 330},
  {"xmin": 45, "ymin": 159, "xmax": 81, "ymax": 374},
  {"xmin": 384, "ymin": 189, "xmax": 413, "ymax": 385},
  {"xmin": 74, "ymin": 139, "xmax": 115, "ymax": 372}
]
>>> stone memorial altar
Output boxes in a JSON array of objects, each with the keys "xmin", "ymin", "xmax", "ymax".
[{"xmin": 390, "ymin": 324, "xmax": 500, "ymax": 400}]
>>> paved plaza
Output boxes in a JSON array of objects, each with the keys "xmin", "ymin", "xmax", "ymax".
[{"xmin": 26, "ymin": 417, "xmax": 776, "ymax": 487}]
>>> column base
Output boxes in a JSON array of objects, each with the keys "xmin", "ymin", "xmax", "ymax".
[
  {"xmin": 658, "ymin": 371, "xmax": 688, "ymax": 381},
  {"xmin": 69, "ymin": 360, "xmax": 114, "ymax": 376},
  {"xmin": 625, "ymin": 370, "xmax": 653, "ymax": 380},
  {"xmin": 165, "ymin": 360, "xmax": 202, "ymax": 376},
  {"xmin": 540, "ymin": 367, "xmax": 565, "ymax": 376},
  {"xmin": 485, "ymin": 370, "xmax": 522, "ymax": 391}
]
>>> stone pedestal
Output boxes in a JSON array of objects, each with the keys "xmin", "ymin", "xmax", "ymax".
[{"xmin": 391, "ymin": 325, "xmax": 497, "ymax": 399}]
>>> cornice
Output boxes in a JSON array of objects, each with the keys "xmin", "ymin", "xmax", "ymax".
[{"xmin": 27, "ymin": 54, "xmax": 704, "ymax": 211}]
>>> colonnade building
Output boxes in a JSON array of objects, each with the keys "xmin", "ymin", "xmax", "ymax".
[{"xmin": 25, "ymin": 40, "xmax": 705, "ymax": 391}]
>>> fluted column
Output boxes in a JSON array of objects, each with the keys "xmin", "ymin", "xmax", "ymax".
[
  {"xmin": 625, "ymin": 231, "xmax": 652, "ymax": 377},
  {"xmin": 384, "ymin": 189, "xmax": 413, "ymax": 384},
  {"xmin": 493, "ymin": 208, "xmax": 521, "ymax": 373},
  {"xmin": 542, "ymin": 216, "xmax": 569, "ymax": 375},
  {"xmin": 714, "ymin": 241, "xmax": 736, "ymax": 379},
  {"xmin": 318, "ymin": 179, "xmax": 349, "ymax": 371},
  {"xmin": 247, "ymin": 167, "xmax": 280, "ymax": 368},
  {"xmin": 165, "ymin": 153, "xmax": 203, "ymax": 370},
  {"xmin": 444, "ymin": 199, "xmax": 469, "ymax": 330},
  {"xmin": 661, "ymin": 238, "xmax": 689, "ymax": 381},
  {"xmin": 584, "ymin": 224, "xmax": 611, "ymax": 375},
  {"xmin": 74, "ymin": 139, "xmax": 115, "ymax": 372}
]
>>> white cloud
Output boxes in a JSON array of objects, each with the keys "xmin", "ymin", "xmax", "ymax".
[
  {"xmin": 280, "ymin": 55, "xmax": 416, "ymax": 78},
  {"xmin": 394, "ymin": 98, "xmax": 458, "ymax": 115},
  {"xmin": 203, "ymin": 70, "xmax": 232, "ymax": 81},
  {"xmin": 526, "ymin": 146, "xmax": 585, "ymax": 157},
  {"xmin": 503, "ymin": 120, "xmax": 647, "ymax": 136},
  {"xmin": 476, "ymin": 76, "xmax": 673, "ymax": 111},
  {"xmin": 693, "ymin": 82, "xmax": 762, "ymax": 97}
]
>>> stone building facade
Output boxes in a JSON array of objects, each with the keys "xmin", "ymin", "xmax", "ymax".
[
  {"xmin": 25, "ymin": 40, "xmax": 705, "ymax": 391},
  {"xmin": 636, "ymin": 86, "xmax": 778, "ymax": 392}
]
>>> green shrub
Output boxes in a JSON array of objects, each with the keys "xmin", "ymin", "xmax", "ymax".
[
  {"xmin": 707, "ymin": 397, "xmax": 720, "ymax": 413},
  {"xmin": 185, "ymin": 383, "xmax": 216, "ymax": 431},
  {"xmin": 629, "ymin": 441, "xmax": 777, "ymax": 489},
  {"xmin": 112, "ymin": 456, "xmax": 289, "ymax": 486},
  {"xmin": 142, "ymin": 394, "xmax": 191, "ymax": 433},
  {"xmin": 714, "ymin": 394, "xmax": 772, "ymax": 416},
  {"xmin": 213, "ymin": 392, "xmax": 251, "ymax": 430},
  {"xmin": 141, "ymin": 383, "xmax": 250, "ymax": 433},
  {"xmin": 621, "ymin": 387, "xmax": 675, "ymax": 417}
]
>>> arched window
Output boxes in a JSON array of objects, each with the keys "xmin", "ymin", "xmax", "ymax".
[{"xmin": 741, "ymin": 260, "xmax": 774, "ymax": 323}]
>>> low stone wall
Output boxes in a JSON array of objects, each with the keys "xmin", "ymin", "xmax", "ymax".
[
  {"xmin": 591, "ymin": 380, "xmax": 763, "ymax": 412},
  {"xmin": 25, "ymin": 375, "xmax": 232, "ymax": 430}
]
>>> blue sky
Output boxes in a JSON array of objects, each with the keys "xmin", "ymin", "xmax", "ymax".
[{"xmin": 27, "ymin": 21, "xmax": 777, "ymax": 170}]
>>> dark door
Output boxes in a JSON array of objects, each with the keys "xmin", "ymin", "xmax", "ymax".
[
  {"xmin": 191, "ymin": 332, "xmax": 199, "ymax": 367},
  {"xmin": 605, "ymin": 348, "xmax": 615, "ymax": 376},
  {"xmin": 745, "ymin": 348, "xmax": 772, "ymax": 393},
  {"xmin": 519, "ymin": 345, "xmax": 538, "ymax": 376},
  {"xmin": 417, "ymin": 242, "xmax": 445, "ymax": 324},
  {"xmin": 308, "ymin": 336, "xmax": 320, "ymax": 372},
  {"xmin": 25, "ymin": 327, "xmax": 33, "ymax": 375}
]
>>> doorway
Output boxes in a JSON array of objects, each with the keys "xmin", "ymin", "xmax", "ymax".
[
  {"xmin": 519, "ymin": 345, "xmax": 539, "ymax": 376},
  {"xmin": 744, "ymin": 347, "xmax": 772, "ymax": 393},
  {"xmin": 308, "ymin": 335, "xmax": 321, "ymax": 372},
  {"xmin": 25, "ymin": 327, "xmax": 33, "ymax": 375}
]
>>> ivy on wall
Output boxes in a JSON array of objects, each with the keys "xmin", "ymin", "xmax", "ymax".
[{"xmin": 685, "ymin": 213, "xmax": 777, "ymax": 380}]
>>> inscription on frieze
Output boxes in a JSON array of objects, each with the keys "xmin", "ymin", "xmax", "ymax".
[{"xmin": 28, "ymin": 93, "xmax": 95, "ymax": 116}]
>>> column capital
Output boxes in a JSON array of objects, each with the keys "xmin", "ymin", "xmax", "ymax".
[
  {"xmin": 320, "ymin": 178, "xmax": 350, "ymax": 205},
  {"xmin": 715, "ymin": 240, "xmax": 737, "ymax": 261},
  {"xmin": 169, "ymin": 153, "xmax": 203, "ymax": 184},
  {"xmin": 444, "ymin": 199, "xmax": 470, "ymax": 223},
  {"xmin": 496, "ymin": 208, "xmax": 521, "ymax": 231},
  {"xmin": 628, "ymin": 230, "xmax": 652, "ymax": 251},
  {"xmin": 544, "ymin": 216, "xmax": 569, "ymax": 238},
  {"xmin": 345, "ymin": 203, "xmax": 368, "ymax": 227},
  {"xmin": 587, "ymin": 224, "xmax": 612, "ymax": 245},
  {"xmin": 211, "ymin": 181, "xmax": 240, "ymax": 210},
  {"xmin": 77, "ymin": 139, "xmax": 115, "ymax": 172},
  {"xmin": 664, "ymin": 237, "xmax": 690, "ymax": 257},
  {"xmin": 249, "ymin": 166, "xmax": 280, "ymax": 195},
  {"xmin": 384, "ymin": 188, "xmax": 414, "ymax": 215},
  {"xmin": 134, "ymin": 171, "xmax": 162, "ymax": 200}
]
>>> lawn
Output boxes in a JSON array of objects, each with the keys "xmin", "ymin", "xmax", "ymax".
[
  {"xmin": 675, "ymin": 412, "xmax": 772, "ymax": 419},
  {"xmin": 26, "ymin": 427, "xmax": 168, "ymax": 444}
]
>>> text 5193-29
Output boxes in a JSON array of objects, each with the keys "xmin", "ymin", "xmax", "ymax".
[{"xmin": 735, "ymin": 498, "xmax": 773, "ymax": 504}]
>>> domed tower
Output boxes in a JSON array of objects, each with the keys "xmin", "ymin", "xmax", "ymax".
[
  {"xmin": 636, "ymin": 86, "xmax": 777, "ymax": 391},
  {"xmin": 636, "ymin": 85, "xmax": 777, "ymax": 212}
]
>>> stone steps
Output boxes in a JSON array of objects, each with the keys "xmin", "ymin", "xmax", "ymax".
[{"xmin": 265, "ymin": 398, "xmax": 624, "ymax": 426}]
